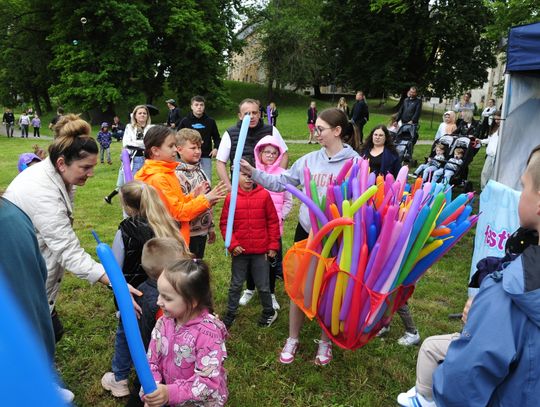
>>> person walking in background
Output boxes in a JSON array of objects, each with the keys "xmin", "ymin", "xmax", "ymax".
[
  {"xmin": 97, "ymin": 122, "xmax": 113, "ymax": 164},
  {"xmin": 307, "ymin": 101, "xmax": 317, "ymax": 144},
  {"xmin": 48, "ymin": 107, "xmax": 64, "ymax": 130},
  {"xmin": 454, "ymin": 91, "xmax": 474, "ymax": 113},
  {"xmin": 31, "ymin": 114, "xmax": 41, "ymax": 138},
  {"xmin": 336, "ymin": 97, "xmax": 350, "ymax": 118},
  {"xmin": 179, "ymin": 95, "xmax": 221, "ymax": 182},
  {"xmin": 19, "ymin": 111, "xmax": 30, "ymax": 138},
  {"xmin": 165, "ymin": 99, "xmax": 182, "ymax": 129},
  {"xmin": 268, "ymin": 102, "xmax": 279, "ymax": 126},
  {"xmin": 479, "ymin": 98, "xmax": 497, "ymax": 138},
  {"xmin": 3, "ymin": 108, "xmax": 15, "ymax": 137},
  {"xmin": 351, "ymin": 91, "xmax": 369, "ymax": 143},
  {"xmin": 396, "ymin": 86, "xmax": 422, "ymax": 126}
]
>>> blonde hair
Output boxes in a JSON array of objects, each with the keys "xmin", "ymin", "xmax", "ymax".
[
  {"xmin": 120, "ymin": 181, "xmax": 190, "ymax": 254},
  {"xmin": 461, "ymin": 110, "xmax": 474, "ymax": 123},
  {"xmin": 526, "ymin": 145, "xmax": 540, "ymax": 190},
  {"xmin": 141, "ymin": 237, "xmax": 190, "ymax": 280},
  {"xmin": 49, "ymin": 114, "xmax": 98, "ymax": 165},
  {"xmin": 130, "ymin": 105, "xmax": 152, "ymax": 128},
  {"xmin": 175, "ymin": 128, "xmax": 202, "ymax": 146}
]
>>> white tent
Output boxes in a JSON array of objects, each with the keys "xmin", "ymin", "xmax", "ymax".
[{"xmin": 493, "ymin": 22, "xmax": 540, "ymax": 191}]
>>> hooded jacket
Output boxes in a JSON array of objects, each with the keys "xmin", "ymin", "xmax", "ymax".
[
  {"xmin": 254, "ymin": 135, "xmax": 293, "ymax": 235},
  {"xmin": 148, "ymin": 310, "xmax": 228, "ymax": 406},
  {"xmin": 175, "ymin": 161, "xmax": 214, "ymax": 237},
  {"xmin": 251, "ymin": 145, "xmax": 359, "ymax": 233},
  {"xmin": 219, "ymin": 184, "xmax": 280, "ymax": 254},
  {"xmin": 4, "ymin": 158, "xmax": 105, "ymax": 311},
  {"xmin": 134, "ymin": 159, "xmax": 210, "ymax": 244},
  {"xmin": 433, "ymin": 245, "xmax": 540, "ymax": 407}
]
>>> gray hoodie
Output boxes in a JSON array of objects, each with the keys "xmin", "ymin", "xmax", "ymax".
[{"xmin": 251, "ymin": 145, "xmax": 359, "ymax": 232}]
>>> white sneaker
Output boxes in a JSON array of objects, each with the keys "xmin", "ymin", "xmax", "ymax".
[
  {"xmin": 279, "ymin": 337, "xmax": 299, "ymax": 364},
  {"xmin": 314, "ymin": 339, "xmax": 333, "ymax": 366},
  {"xmin": 397, "ymin": 331, "xmax": 421, "ymax": 346},
  {"xmin": 101, "ymin": 372, "xmax": 130, "ymax": 397},
  {"xmin": 397, "ymin": 386, "xmax": 436, "ymax": 407},
  {"xmin": 55, "ymin": 385, "xmax": 74, "ymax": 403},
  {"xmin": 239, "ymin": 289, "xmax": 254, "ymax": 306},
  {"xmin": 271, "ymin": 294, "xmax": 280, "ymax": 310},
  {"xmin": 376, "ymin": 326, "xmax": 390, "ymax": 337}
]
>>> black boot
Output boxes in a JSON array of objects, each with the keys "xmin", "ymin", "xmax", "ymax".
[{"xmin": 104, "ymin": 189, "xmax": 118, "ymax": 204}]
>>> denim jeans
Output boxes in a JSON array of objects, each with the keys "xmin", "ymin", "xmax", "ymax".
[
  {"xmin": 5, "ymin": 123, "xmax": 14, "ymax": 137},
  {"xmin": 100, "ymin": 147, "xmax": 111, "ymax": 163},
  {"xmin": 112, "ymin": 318, "xmax": 132, "ymax": 381},
  {"xmin": 200, "ymin": 157, "xmax": 212, "ymax": 183}
]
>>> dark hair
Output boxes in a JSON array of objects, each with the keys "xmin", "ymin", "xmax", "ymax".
[
  {"xmin": 318, "ymin": 108, "xmax": 349, "ymax": 138},
  {"xmin": 163, "ymin": 259, "xmax": 214, "ymax": 315},
  {"xmin": 49, "ymin": 114, "xmax": 98, "ymax": 165},
  {"xmin": 144, "ymin": 125, "xmax": 175, "ymax": 159},
  {"xmin": 191, "ymin": 95, "xmax": 205, "ymax": 104},
  {"xmin": 489, "ymin": 110, "xmax": 502, "ymax": 134},
  {"xmin": 361, "ymin": 125, "xmax": 397, "ymax": 155}
]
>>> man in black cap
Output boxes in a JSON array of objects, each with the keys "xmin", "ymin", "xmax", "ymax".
[{"xmin": 165, "ymin": 99, "xmax": 182, "ymax": 129}]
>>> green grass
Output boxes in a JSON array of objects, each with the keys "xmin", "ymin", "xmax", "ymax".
[{"xmin": 0, "ymin": 81, "xmax": 484, "ymax": 407}]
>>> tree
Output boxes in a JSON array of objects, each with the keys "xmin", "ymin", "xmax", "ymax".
[
  {"xmin": 485, "ymin": 0, "xmax": 540, "ymax": 42},
  {"xmin": 259, "ymin": 0, "xmax": 333, "ymax": 100},
  {"xmin": 324, "ymin": 0, "xmax": 496, "ymax": 100},
  {"xmin": 0, "ymin": 0, "xmax": 55, "ymax": 114}
]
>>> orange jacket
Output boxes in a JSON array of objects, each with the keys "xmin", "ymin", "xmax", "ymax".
[{"xmin": 134, "ymin": 159, "xmax": 210, "ymax": 244}]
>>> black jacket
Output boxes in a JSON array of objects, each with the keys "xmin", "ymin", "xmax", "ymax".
[
  {"xmin": 396, "ymin": 97, "xmax": 422, "ymax": 124},
  {"xmin": 2, "ymin": 112, "xmax": 14, "ymax": 124},
  {"xmin": 179, "ymin": 113, "xmax": 221, "ymax": 156},
  {"xmin": 119, "ymin": 216, "xmax": 154, "ymax": 287},
  {"xmin": 167, "ymin": 107, "xmax": 182, "ymax": 128},
  {"xmin": 351, "ymin": 100, "xmax": 369, "ymax": 126},
  {"xmin": 226, "ymin": 120, "xmax": 274, "ymax": 165}
]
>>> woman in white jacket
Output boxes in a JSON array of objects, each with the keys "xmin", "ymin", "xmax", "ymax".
[
  {"xmin": 104, "ymin": 104, "xmax": 154, "ymax": 204},
  {"xmin": 4, "ymin": 114, "xmax": 140, "ymax": 342}
]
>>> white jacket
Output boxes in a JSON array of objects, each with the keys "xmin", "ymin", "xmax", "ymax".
[
  {"xmin": 122, "ymin": 123, "xmax": 154, "ymax": 150},
  {"xmin": 4, "ymin": 157, "xmax": 105, "ymax": 311}
]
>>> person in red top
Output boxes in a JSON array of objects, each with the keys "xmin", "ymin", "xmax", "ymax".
[{"xmin": 219, "ymin": 167, "xmax": 280, "ymax": 329}]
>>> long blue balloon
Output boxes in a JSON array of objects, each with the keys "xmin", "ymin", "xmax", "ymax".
[
  {"xmin": 225, "ymin": 114, "xmax": 251, "ymax": 250},
  {"xmin": 92, "ymin": 232, "xmax": 157, "ymax": 395},
  {"xmin": 0, "ymin": 270, "xmax": 66, "ymax": 406}
]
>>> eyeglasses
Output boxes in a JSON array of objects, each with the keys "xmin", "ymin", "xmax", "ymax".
[
  {"xmin": 262, "ymin": 150, "xmax": 278, "ymax": 156},
  {"xmin": 315, "ymin": 126, "xmax": 334, "ymax": 135}
]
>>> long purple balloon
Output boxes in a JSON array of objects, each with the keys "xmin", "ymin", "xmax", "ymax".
[{"xmin": 121, "ymin": 149, "xmax": 134, "ymax": 182}]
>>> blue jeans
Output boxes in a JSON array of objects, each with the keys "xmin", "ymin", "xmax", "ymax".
[
  {"xmin": 100, "ymin": 147, "xmax": 111, "ymax": 163},
  {"xmin": 200, "ymin": 157, "xmax": 212, "ymax": 183},
  {"xmin": 112, "ymin": 319, "xmax": 132, "ymax": 381}
]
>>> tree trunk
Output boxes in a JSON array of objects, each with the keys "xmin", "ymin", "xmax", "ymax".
[
  {"xmin": 267, "ymin": 77, "xmax": 274, "ymax": 102},
  {"xmin": 31, "ymin": 88, "xmax": 42, "ymax": 117},
  {"xmin": 312, "ymin": 83, "xmax": 321, "ymax": 98},
  {"xmin": 43, "ymin": 91, "xmax": 52, "ymax": 112}
]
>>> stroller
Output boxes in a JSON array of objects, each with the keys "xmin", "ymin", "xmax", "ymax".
[
  {"xmin": 424, "ymin": 135, "xmax": 475, "ymax": 192},
  {"xmin": 393, "ymin": 123, "xmax": 419, "ymax": 166}
]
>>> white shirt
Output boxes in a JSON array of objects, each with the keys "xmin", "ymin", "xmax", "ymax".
[{"xmin": 216, "ymin": 125, "xmax": 288, "ymax": 163}]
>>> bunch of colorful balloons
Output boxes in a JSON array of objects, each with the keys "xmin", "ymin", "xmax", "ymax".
[{"xmin": 283, "ymin": 158, "xmax": 478, "ymax": 350}]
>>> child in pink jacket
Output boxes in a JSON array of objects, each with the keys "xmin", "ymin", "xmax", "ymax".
[
  {"xmin": 238, "ymin": 135, "xmax": 292, "ymax": 311},
  {"xmin": 143, "ymin": 259, "xmax": 228, "ymax": 407}
]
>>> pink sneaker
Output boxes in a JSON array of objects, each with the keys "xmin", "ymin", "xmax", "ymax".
[
  {"xmin": 314, "ymin": 339, "xmax": 333, "ymax": 366},
  {"xmin": 279, "ymin": 337, "xmax": 299, "ymax": 364}
]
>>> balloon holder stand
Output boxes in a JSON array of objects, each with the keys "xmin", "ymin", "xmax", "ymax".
[{"xmin": 284, "ymin": 240, "xmax": 415, "ymax": 350}]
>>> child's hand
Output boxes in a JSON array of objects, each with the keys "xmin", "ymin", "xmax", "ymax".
[
  {"xmin": 143, "ymin": 384, "xmax": 168, "ymax": 407},
  {"xmin": 193, "ymin": 181, "xmax": 210, "ymax": 196},
  {"xmin": 232, "ymin": 246, "xmax": 245, "ymax": 256},
  {"xmin": 208, "ymin": 230, "xmax": 216, "ymax": 244},
  {"xmin": 267, "ymin": 250, "xmax": 277, "ymax": 258},
  {"xmin": 205, "ymin": 181, "xmax": 228, "ymax": 205}
]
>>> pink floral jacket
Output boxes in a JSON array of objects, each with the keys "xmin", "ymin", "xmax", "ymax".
[{"xmin": 147, "ymin": 310, "xmax": 228, "ymax": 406}]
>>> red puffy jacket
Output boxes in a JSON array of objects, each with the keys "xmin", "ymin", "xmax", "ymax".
[{"xmin": 219, "ymin": 185, "xmax": 280, "ymax": 254}]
